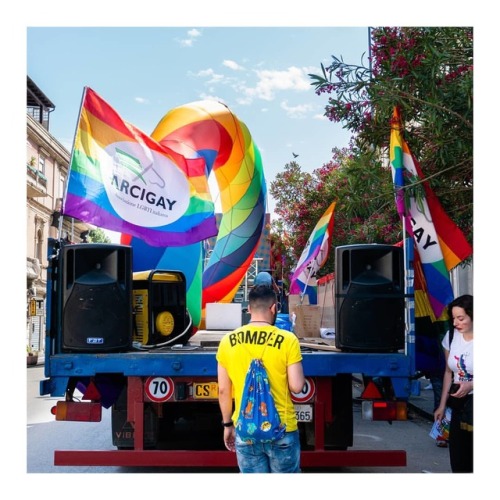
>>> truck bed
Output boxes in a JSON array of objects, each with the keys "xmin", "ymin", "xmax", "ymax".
[{"xmin": 42, "ymin": 331, "xmax": 413, "ymax": 398}]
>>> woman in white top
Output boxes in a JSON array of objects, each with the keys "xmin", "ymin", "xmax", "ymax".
[{"xmin": 434, "ymin": 294, "xmax": 473, "ymax": 473}]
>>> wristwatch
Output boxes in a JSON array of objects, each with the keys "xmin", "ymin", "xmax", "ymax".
[{"xmin": 222, "ymin": 421, "xmax": 234, "ymax": 427}]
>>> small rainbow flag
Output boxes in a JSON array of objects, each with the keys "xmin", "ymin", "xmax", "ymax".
[
  {"xmin": 62, "ymin": 87, "xmax": 218, "ymax": 246},
  {"xmin": 290, "ymin": 201, "xmax": 336, "ymax": 301},
  {"xmin": 390, "ymin": 107, "xmax": 472, "ymax": 318}
]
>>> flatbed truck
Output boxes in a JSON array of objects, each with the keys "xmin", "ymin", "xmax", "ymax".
[{"xmin": 40, "ymin": 238, "xmax": 419, "ymax": 469}]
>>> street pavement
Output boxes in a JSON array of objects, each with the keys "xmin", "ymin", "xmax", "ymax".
[{"xmin": 409, "ymin": 377, "xmax": 437, "ymax": 421}]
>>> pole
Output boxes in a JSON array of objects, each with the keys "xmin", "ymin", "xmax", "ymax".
[
  {"xmin": 299, "ymin": 264, "xmax": 316, "ymax": 304},
  {"xmin": 405, "ymin": 236, "xmax": 416, "ymax": 375}
]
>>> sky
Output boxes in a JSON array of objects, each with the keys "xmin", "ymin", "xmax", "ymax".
[{"xmin": 26, "ymin": 26, "xmax": 369, "ymax": 219}]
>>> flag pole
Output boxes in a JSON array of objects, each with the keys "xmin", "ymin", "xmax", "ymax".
[
  {"xmin": 61, "ymin": 86, "xmax": 87, "ymax": 217},
  {"xmin": 299, "ymin": 264, "xmax": 316, "ymax": 304},
  {"xmin": 396, "ymin": 110, "xmax": 414, "ymax": 367}
]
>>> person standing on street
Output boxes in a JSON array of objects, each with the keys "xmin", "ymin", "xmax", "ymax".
[
  {"xmin": 255, "ymin": 270, "xmax": 281, "ymax": 295},
  {"xmin": 415, "ymin": 315, "xmax": 447, "ymax": 446},
  {"xmin": 216, "ymin": 285, "xmax": 305, "ymax": 473},
  {"xmin": 433, "ymin": 294, "xmax": 473, "ymax": 473}
]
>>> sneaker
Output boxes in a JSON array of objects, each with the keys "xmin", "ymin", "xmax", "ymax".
[{"xmin": 436, "ymin": 437, "xmax": 448, "ymax": 448}]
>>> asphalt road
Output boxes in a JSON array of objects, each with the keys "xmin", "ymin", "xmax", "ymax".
[
  {"xmin": 27, "ymin": 364, "xmax": 493, "ymax": 499},
  {"xmin": 26, "ymin": 364, "xmax": 453, "ymax": 474}
]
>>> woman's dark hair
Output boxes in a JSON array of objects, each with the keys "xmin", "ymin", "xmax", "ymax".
[{"xmin": 447, "ymin": 294, "xmax": 473, "ymax": 322}]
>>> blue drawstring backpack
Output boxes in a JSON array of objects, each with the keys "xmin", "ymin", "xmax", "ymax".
[{"xmin": 236, "ymin": 358, "xmax": 286, "ymax": 443}]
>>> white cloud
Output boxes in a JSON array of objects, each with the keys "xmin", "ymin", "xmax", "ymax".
[
  {"xmin": 223, "ymin": 59, "xmax": 244, "ymax": 71},
  {"xmin": 134, "ymin": 97, "xmax": 149, "ymax": 104},
  {"xmin": 187, "ymin": 29, "xmax": 202, "ymax": 38},
  {"xmin": 198, "ymin": 93, "xmax": 227, "ymax": 105},
  {"xmin": 178, "ymin": 38, "xmax": 194, "ymax": 47},
  {"xmin": 235, "ymin": 96, "xmax": 253, "ymax": 106},
  {"xmin": 177, "ymin": 28, "xmax": 202, "ymax": 47},
  {"xmin": 280, "ymin": 100, "xmax": 314, "ymax": 118},
  {"xmin": 247, "ymin": 66, "xmax": 312, "ymax": 101},
  {"xmin": 190, "ymin": 68, "xmax": 225, "ymax": 84},
  {"xmin": 190, "ymin": 61, "xmax": 319, "ymax": 109}
]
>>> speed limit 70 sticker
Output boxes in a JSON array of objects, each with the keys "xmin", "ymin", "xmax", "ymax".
[
  {"xmin": 291, "ymin": 377, "xmax": 315, "ymax": 403},
  {"xmin": 144, "ymin": 376, "xmax": 174, "ymax": 402}
]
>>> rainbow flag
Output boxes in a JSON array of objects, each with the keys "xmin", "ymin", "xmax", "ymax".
[
  {"xmin": 62, "ymin": 87, "xmax": 218, "ymax": 246},
  {"xmin": 290, "ymin": 201, "xmax": 336, "ymax": 301},
  {"xmin": 390, "ymin": 107, "xmax": 472, "ymax": 318}
]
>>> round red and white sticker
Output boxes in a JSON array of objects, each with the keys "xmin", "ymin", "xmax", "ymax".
[
  {"xmin": 144, "ymin": 376, "xmax": 174, "ymax": 402},
  {"xmin": 291, "ymin": 377, "xmax": 315, "ymax": 403}
]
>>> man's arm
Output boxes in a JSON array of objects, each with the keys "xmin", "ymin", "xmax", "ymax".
[
  {"xmin": 217, "ymin": 363, "xmax": 233, "ymax": 422},
  {"xmin": 217, "ymin": 362, "xmax": 236, "ymax": 452},
  {"xmin": 287, "ymin": 361, "xmax": 305, "ymax": 394}
]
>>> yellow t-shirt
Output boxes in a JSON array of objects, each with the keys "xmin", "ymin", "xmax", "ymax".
[{"xmin": 216, "ymin": 325, "xmax": 303, "ymax": 432}]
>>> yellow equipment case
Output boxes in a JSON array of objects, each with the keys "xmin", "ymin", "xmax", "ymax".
[{"xmin": 132, "ymin": 270, "xmax": 191, "ymax": 347}]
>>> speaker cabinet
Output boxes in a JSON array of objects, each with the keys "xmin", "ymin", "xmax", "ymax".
[
  {"xmin": 61, "ymin": 244, "xmax": 133, "ymax": 352},
  {"xmin": 335, "ymin": 244, "xmax": 405, "ymax": 352}
]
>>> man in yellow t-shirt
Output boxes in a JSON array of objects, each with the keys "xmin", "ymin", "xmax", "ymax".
[{"xmin": 217, "ymin": 285, "xmax": 305, "ymax": 473}]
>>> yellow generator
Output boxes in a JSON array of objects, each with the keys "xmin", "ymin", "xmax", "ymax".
[{"xmin": 132, "ymin": 270, "xmax": 192, "ymax": 347}]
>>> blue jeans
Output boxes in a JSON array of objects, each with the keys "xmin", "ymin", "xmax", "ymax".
[
  {"xmin": 427, "ymin": 373, "xmax": 444, "ymax": 411},
  {"xmin": 235, "ymin": 430, "xmax": 301, "ymax": 473}
]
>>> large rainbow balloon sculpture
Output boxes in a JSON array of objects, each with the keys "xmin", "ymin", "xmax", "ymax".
[{"xmin": 121, "ymin": 101, "xmax": 267, "ymax": 328}]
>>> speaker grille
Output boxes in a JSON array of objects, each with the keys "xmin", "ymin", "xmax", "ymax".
[
  {"xmin": 335, "ymin": 245, "xmax": 404, "ymax": 352},
  {"xmin": 60, "ymin": 244, "xmax": 132, "ymax": 352}
]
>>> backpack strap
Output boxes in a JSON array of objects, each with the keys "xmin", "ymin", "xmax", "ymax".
[
  {"xmin": 241, "ymin": 327, "xmax": 278, "ymax": 361},
  {"xmin": 245, "ymin": 326, "xmax": 291, "ymax": 433}
]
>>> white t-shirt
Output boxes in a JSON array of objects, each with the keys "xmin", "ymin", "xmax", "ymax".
[{"xmin": 442, "ymin": 329, "xmax": 473, "ymax": 385}]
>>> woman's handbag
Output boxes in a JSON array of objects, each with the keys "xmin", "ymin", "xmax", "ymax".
[
  {"xmin": 447, "ymin": 384, "xmax": 468, "ymax": 411},
  {"xmin": 447, "ymin": 395, "xmax": 466, "ymax": 411},
  {"xmin": 445, "ymin": 329, "xmax": 473, "ymax": 431},
  {"xmin": 445, "ymin": 330, "xmax": 473, "ymax": 420}
]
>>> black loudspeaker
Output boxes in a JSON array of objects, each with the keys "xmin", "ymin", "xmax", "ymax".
[
  {"xmin": 61, "ymin": 244, "xmax": 133, "ymax": 352},
  {"xmin": 335, "ymin": 244, "xmax": 405, "ymax": 352}
]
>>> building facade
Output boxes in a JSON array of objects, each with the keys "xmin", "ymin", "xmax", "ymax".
[{"xmin": 26, "ymin": 76, "xmax": 88, "ymax": 361}]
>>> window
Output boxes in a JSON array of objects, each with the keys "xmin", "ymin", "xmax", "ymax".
[
  {"xmin": 38, "ymin": 155, "xmax": 46, "ymax": 175},
  {"xmin": 36, "ymin": 228, "xmax": 44, "ymax": 263},
  {"xmin": 58, "ymin": 174, "xmax": 65, "ymax": 199}
]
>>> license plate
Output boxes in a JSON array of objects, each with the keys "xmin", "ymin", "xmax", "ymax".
[
  {"xmin": 193, "ymin": 382, "xmax": 218, "ymax": 399},
  {"xmin": 294, "ymin": 404, "xmax": 313, "ymax": 422}
]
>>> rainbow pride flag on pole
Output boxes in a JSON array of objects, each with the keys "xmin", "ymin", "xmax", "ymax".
[
  {"xmin": 62, "ymin": 87, "xmax": 218, "ymax": 246},
  {"xmin": 390, "ymin": 107, "xmax": 472, "ymax": 318},
  {"xmin": 290, "ymin": 201, "xmax": 336, "ymax": 302}
]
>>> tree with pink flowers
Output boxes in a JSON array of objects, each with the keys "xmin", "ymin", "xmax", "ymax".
[{"xmin": 270, "ymin": 27, "xmax": 472, "ymax": 284}]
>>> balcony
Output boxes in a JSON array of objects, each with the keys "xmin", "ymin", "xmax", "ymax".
[{"xmin": 27, "ymin": 163, "xmax": 48, "ymax": 198}]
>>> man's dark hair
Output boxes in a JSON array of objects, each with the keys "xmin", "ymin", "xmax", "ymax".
[{"xmin": 249, "ymin": 285, "xmax": 277, "ymax": 309}]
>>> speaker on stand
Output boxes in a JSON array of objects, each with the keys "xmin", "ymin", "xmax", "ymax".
[
  {"xmin": 334, "ymin": 244, "xmax": 405, "ymax": 352},
  {"xmin": 60, "ymin": 243, "xmax": 133, "ymax": 352}
]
